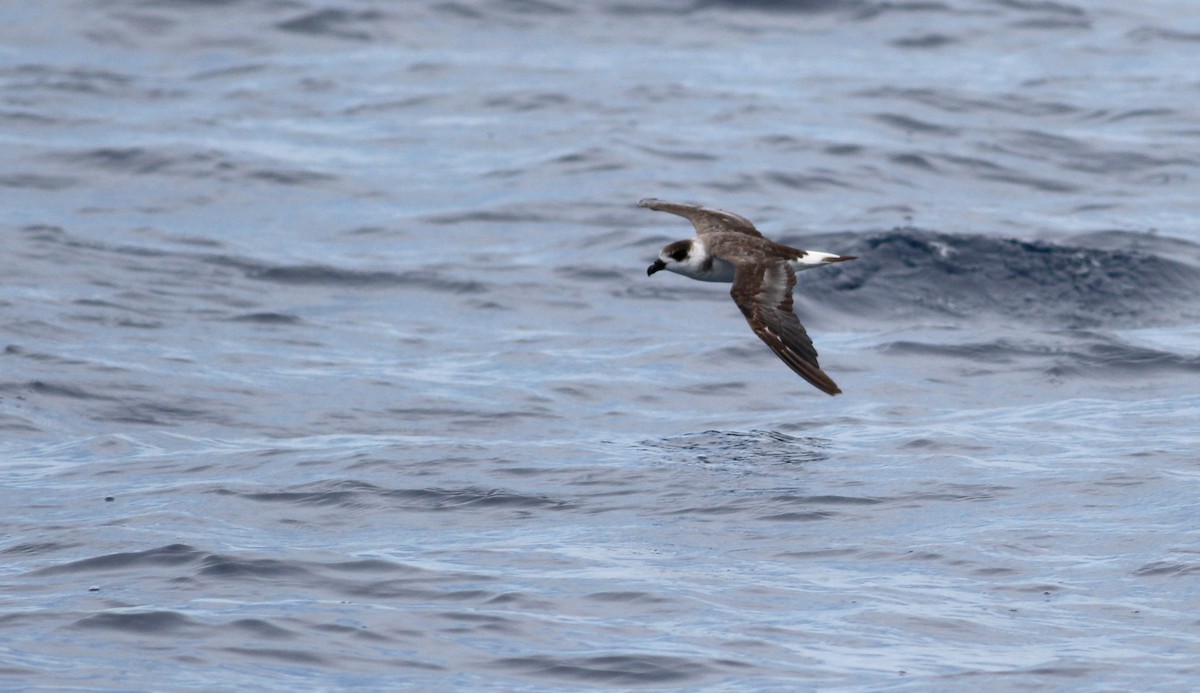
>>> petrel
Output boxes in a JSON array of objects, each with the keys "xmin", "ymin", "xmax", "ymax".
[{"xmin": 641, "ymin": 198, "xmax": 855, "ymax": 395}]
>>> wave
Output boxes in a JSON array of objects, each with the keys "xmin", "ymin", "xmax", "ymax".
[
  {"xmin": 276, "ymin": 9, "xmax": 386, "ymax": 41},
  {"xmin": 795, "ymin": 228, "xmax": 1200, "ymax": 329},
  {"xmin": 231, "ymin": 479, "xmax": 577, "ymax": 513},
  {"xmin": 54, "ymin": 147, "xmax": 336, "ymax": 186},
  {"xmin": 642, "ymin": 429, "xmax": 831, "ymax": 466},
  {"xmin": 492, "ymin": 653, "xmax": 720, "ymax": 685},
  {"xmin": 692, "ymin": 0, "xmax": 851, "ymax": 12},
  {"xmin": 882, "ymin": 333, "xmax": 1200, "ymax": 377}
]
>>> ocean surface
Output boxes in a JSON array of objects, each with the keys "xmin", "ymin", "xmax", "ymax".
[{"xmin": 3, "ymin": 1, "xmax": 1200, "ymax": 690}]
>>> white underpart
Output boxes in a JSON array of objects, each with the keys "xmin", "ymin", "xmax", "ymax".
[{"xmin": 790, "ymin": 250, "xmax": 845, "ymax": 271}]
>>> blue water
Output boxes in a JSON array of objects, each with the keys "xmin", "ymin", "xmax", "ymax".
[{"xmin": 3, "ymin": 1, "xmax": 1200, "ymax": 690}]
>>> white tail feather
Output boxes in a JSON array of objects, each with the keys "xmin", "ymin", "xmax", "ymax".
[{"xmin": 791, "ymin": 251, "xmax": 856, "ymax": 271}]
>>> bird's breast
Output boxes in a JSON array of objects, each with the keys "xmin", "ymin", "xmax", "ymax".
[{"xmin": 691, "ymin": 256, "xmax": 737, "ymax": 283}]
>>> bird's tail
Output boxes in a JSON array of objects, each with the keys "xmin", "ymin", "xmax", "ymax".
[{"xmin": 793, "ymin": 251, "xmax": 857, "ymax": 270}]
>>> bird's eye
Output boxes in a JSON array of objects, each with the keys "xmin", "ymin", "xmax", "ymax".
[{"xmin": 670, "ymin": 248, "xmax": 689, "ymax": 261}]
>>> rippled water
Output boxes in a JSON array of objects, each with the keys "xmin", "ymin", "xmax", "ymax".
[{"xmin": 3, "ymin": 1, "xmax": 1200, "ymax": 690}]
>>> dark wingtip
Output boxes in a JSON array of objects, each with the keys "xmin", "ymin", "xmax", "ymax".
[
  {"xmin": 811, "ymin": 375, "xmax": 842, "ymax": 396},
  {"xmin": 638, "ymin": 198, "xmax": 661, "ymax": 209}
]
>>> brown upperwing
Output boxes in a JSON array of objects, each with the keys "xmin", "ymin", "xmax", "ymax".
[{"xmin": 638, "ymin": 199, "xmax": 765, "ymax": 238}]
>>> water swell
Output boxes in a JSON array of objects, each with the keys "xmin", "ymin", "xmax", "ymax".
[
  {"xmin": 52, "ymin": 147, "xmax": 336, "ymax": 187},
  {"xmin": 797, "ymin": 228, "xmax": 1200, "ymax": 329},
  {"xmin": 492, "ymin": 653, "xmax": 725, "ymax": 685},
  {"xmin": 234, "ymin": 479, "xmax": 577, "ymax": 513},
  {"xmin": 29, "ymin": 543, "xmax": 202, "ymax": 576},
  {"xmin": 276, "ymin": 9, "xmax": 387, "ymax": 41},
  {"xmin": 882, "ymin": 334, "xmax": 1200, "ymax": 377},
  {"xmin": 644, "ymin": 429, "xmax": 831, "ymax": 466}
]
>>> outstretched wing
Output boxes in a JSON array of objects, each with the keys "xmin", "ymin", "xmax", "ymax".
[
  {"xmin": 729, "ymin": 261, "xmax": 842, "ymax": 396},
  {"xmin": 638, "ymin": 198, "xmax": 764, "ymax": 238}
]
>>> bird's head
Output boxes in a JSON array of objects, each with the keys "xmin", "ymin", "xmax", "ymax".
[{"xmin": 646, "ymin": 239, "xmax": 694, "ymax": 276}]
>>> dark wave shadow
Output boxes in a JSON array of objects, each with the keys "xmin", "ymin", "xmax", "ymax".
[
  {"xmin": 201, "ymin": 255, "xmax": 488, "ymax": 293},
  {"xmin": 691, "ymin": 0, "xmax": 863, "ymax": 13},
  {"xmin": 226, "ymin": 479, "xmax": 578, "ymax": 513},
  {"xmin": 491, "ymin": 653, "xmax": 734, "ymax": 685}
]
